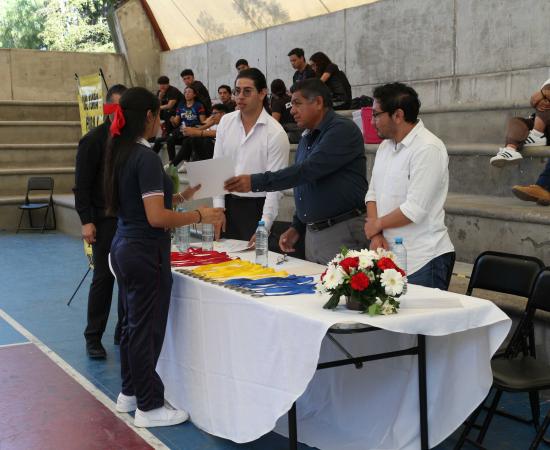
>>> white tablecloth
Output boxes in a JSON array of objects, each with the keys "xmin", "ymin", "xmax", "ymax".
[{"xmin": 157, "ymin": 244, "xmax": 511, "ymax": 450}]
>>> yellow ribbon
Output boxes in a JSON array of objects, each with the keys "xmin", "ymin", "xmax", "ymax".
[{"xmin": 192, "ymin": 259, "xmax": 288, "ymax": 281}]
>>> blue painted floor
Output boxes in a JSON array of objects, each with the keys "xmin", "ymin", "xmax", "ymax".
[{"xmin": 0, "ymin": 231, "xmax": 548, "ymax": 450}]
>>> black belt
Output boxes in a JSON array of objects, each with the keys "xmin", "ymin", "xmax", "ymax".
[
  {"xmin": 307, "ymin": 208, "xmax": 365, "ymax": 232},
  {"xmin": 227, "ymin": 194, "xmax": 266, "ymax": 201}
]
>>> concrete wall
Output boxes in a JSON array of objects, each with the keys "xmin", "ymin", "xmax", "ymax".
[
  {"xmin": 115, "ymin": 0, "xmax": 162, "ymax": 90},
  {"xmin": 0, "ymin": 49, "xmax": 130, "ymax": 101},
  {"xmin": 159, "ymin": 0, "xmax": 550, "ymax": 109}
]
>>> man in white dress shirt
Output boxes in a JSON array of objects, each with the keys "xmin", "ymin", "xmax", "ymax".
[
  {"xmin": 213, "ymin": 68, "xmax": 290, "ymax": 243},
  {"xmin": 364, "ymin": 82, "xmax": 455, "ymax": 289}
]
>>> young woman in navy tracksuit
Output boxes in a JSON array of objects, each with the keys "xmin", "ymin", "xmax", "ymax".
[{"xmin": 103, "ymin": 87, "xmax": 223, "ymax": 428}]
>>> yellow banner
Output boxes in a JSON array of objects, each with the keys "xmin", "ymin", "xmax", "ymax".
[{"xmin": 77, "ymin": 73, "xmax": 104, "ymax": 135}]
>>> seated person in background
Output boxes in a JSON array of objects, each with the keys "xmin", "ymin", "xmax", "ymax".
[
  {"xmin": 152, "ymin": 76, "xmax": 182, "ymax": 154},
  {"xmin": 165, "ymin": 86, "xmax": 206, "ymax": 166},
  {"xmin": 270, "ymin": 79, "xmax": 295, "ymax": 126},
  {"xmin": 180, "ymin": 68, "xmax": 212, "ymax": 115},
  {"xmin": 490, "ymin": 78, "xmax": 550, "ymax": 167},
  {"xmin": 309, "ymin": 51, "xmax": 352, "ymax": 110},
  {"xmin": 217, "ymin": 85, "xmax": 236, "ymax": 112},
  {"xmin": 235, "ymin": 58, "xmax": 249, "ymax": 72},
  {"xmin": 171, "ymin": 103, "xmax": 229, "ymax": 167},
  {"xmin": 288, "ymin": 48, "xmax": 316, "ymax": 85}
]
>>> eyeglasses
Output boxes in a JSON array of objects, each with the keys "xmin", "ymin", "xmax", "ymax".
[
  {"xmin": 233, "ymin": 87, "xmax": 256, "ymax": 97},
  {"xmin": 372, "ymin": 110, "xmax": 389, "ymax": 119}
]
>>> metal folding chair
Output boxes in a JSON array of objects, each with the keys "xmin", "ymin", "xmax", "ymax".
[
  {"xmin": 16, "ymin": 176, "xmax": 56, "ymax": 233},
  {"xmin": 454, "ymin": 251, "xmax": 545, "ymax": 450}
]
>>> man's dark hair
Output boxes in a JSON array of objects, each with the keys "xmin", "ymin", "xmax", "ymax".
[
  {"xmin": 288, "ymin": 48, "xmax": 305, "ymax": 59},
  {"xmin": 218, "ymin": 84, "xmax": 231, "ymax": 94},
  {"xmin": 157, "ymin": 75, "xmax": 169, "ymax": 84},
  {"xmin": 212, "ymin": 103, "xmax": 230, "ymax": 114},
  {"xmin": 180, "ymin": 69, "xmax": 194, "ymax": 77},
  {"xmin": 372, "ymin": 82, "xmax": 420, "ymax": 124},
  {"xmin": 291, "ymin": 78, "xmax": 332, "ymax": 109},
  {"xmin": 235, "ymin": 68, "xmax": 269, "ymax": 109},
  {"xmin": 235, "ymin": 58, "xmax": 248, "ymax": 69},
  {"xmin": 106, "ymin": 84, "xmax": 127, "ymax": 102}
]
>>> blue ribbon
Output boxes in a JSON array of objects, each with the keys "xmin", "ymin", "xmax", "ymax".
[{"xmin": 224, "ymin": 275, "xmax": 316, "ymax": 296}]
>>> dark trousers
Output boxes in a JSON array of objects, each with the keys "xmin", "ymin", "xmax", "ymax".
[
  {"xmin": 84, "ymin": 218, "xmax": 120, "ymax": 344},
  {"xmin": 222, "ymin": 195, "xmax": 266, "ymax": 242},
  {"xmin": 110, "ymin": 234, "xmax": 172, "ymax": 411},
  {"xmin": 407, "ymin": 251, "xmax": 456, "ymax": 290}
]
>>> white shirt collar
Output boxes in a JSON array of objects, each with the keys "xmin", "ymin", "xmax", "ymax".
[
  {"xmin": 393, "ymin": 119, "xmax": 424, "ymax": 152},
  {"xmin": 136, "ymin": 137, "xmax": 152, "ymax": 148}
]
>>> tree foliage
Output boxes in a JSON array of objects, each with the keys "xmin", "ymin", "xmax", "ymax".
[
  {"xmin": 0, "ymin": 0, "xmax": 46, "ymax": 49},
  {"xmin": 0, "ymin": 0, "xmax": 116, "ymax": 52}
]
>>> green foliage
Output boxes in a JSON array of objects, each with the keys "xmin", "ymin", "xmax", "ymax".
[
  {"xmin": 0, "ymin": 0, "xmax": 116, "ymax": 52},
  {"xmin": 0, "ymin": 0, "xmax": 47, "ymax": 49},
  {"xmin": 41, "ymin": 0, "xmax": 115, "ymax": 52}
]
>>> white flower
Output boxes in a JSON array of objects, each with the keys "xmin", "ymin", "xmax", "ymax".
[
  {"xmin": 359, "ymin": 248, "xmax": 378, "ymax": 258},
  {"xmin": 380, "ymin": 269, "xmax": 405, "ymax": 296},
  {"xmin": 330, "ymin": 254, "xmax": 344, "ymax": 265},
  {"xmin": 375, "ymin": 297, "xmax": 383, "ymax": 305},
  {"xmin": 346, "ymin": 250, "xmax": 361, "ymax": 257},
  {"xmin": 381, "ymin": 302, "xmax": 396, "ymax": 315},
  {"xmin": 358, "ymin": 254, "xmax": 374, "ymax": 269},
  {"xmin": 376, "ymin": 248, "xmax": 395, "ymax": 260},
  {"xmin": 323, "ymin": 265, "xmax": 346, "ymax": 289}
]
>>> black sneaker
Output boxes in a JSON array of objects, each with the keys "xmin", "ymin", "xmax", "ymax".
[{"xmin": 86, "ymin": 341, "xmax": 107, "ymax": 359}]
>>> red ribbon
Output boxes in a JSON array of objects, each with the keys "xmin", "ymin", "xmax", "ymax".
[
  {"xmin": 171, "ymin": 248, "xmax": 232, "ymax": 267},
  {"xmin": 103, "ymin": 103, "xmax": 126, "ymax": 137}
]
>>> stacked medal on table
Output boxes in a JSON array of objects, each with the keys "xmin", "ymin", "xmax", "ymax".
[{"xmin": 170, "ymin": 246, "xmax": 316, "ymax": 297}]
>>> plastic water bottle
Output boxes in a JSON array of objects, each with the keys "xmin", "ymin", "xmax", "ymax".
[
  {"xmin": 391, "ymin": 237, "xmax": 407, "ymax": 274},
  {"xmin": 174, "ymin": 204, "xmax": 190, "ymax": 252},
  {"xmin": 202, "ymin": 223, "xmax": 214, "ymax": 251},
  {"xmin": 255, "ymin": 220, "xmax": 269, "ymax": 267}
]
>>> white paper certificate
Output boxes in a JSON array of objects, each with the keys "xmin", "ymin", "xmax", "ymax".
[{"xmin": 185, "ymin": 157, "xmax": 236, "ymax": 199}]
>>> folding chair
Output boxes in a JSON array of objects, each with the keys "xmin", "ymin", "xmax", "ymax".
[
  {"xmin": 453, "ymin": 251, "xmax": 545, "ymax": 449},
  {"xmin": 16, "ymin": 177, "xmax": 57, "ymax": 233}
]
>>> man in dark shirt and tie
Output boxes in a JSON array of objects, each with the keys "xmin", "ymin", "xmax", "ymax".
[
  {"xmin": 224, "ymin": 78, "xmax": 369, "ymax": 264},
  {"xmin": 73, "ymin": 84, "xmax": 126, "ymax": 359}
]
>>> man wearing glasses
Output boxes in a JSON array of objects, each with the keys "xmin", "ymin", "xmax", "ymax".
[
  {"xmin": 364, "ymin": 82, "xmax": 455, "ymax": 289},
  {"xmin": 213, "ymin": 68, "xmax": 289, "ymax": 243},
  {"xmin": 224, "ymin": 78, "xmax": 368, "ymax": 264}
]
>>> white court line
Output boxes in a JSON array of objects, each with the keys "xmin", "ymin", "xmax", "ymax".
[
  {"xmin": 0, "ymin": 341, "xmax": 32, "ymax": 349},
  {"xmin": 0, "ymin": 308, "xmax": 169, "ymax": 450}
]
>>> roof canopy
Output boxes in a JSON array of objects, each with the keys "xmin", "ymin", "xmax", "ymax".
[{"xmin": 144, "ymin": 0, "xmax": 378, "ymax": 50}]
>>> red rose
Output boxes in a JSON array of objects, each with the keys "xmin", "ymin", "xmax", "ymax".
[
  {"xmin": 377, "ymin": 257, "xmax": 397, "ymax": 271},
  {"xmin": 350, "ymin": 272, "xmax": 370, "ymax": 291},
  {"xmin": 339, "ymin": 257, "xmax": 360, "ymax": 274},
  {"xmin": 396, "ymin": 267, "xmax": 406, "ymax": 277},
  {"xmin": 320, "ymin": 269, "xmax": 327, "ymax": 281}
]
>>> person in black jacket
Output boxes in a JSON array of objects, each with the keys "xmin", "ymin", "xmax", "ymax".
[
  {"xmin": 73, "ymin": 84, "xmax": 127, "ymax": 359},
  {"xmin": 180, "ymin": 68, "xmax": 212, "ymax": 115}
]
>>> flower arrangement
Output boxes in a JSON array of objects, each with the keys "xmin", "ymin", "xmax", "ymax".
[{"xmin": 318, "ymin": 248, "xmax": 407, "ymax": 315}]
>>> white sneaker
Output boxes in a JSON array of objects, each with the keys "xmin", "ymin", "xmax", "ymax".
[
  {"xmin": 116, "ymin": 393, "xmax": 137, "ymax": 413},
  {"xmin": 490, "ymin": 147, "xmax": 523, "ymax": 167},
  {"xmin": 134, "ymin": 405, "xmax": 189, "ymax": 428},
  {"xmin": 524, "ymin": 130, "xmax": 547, "ymax": 147}
]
